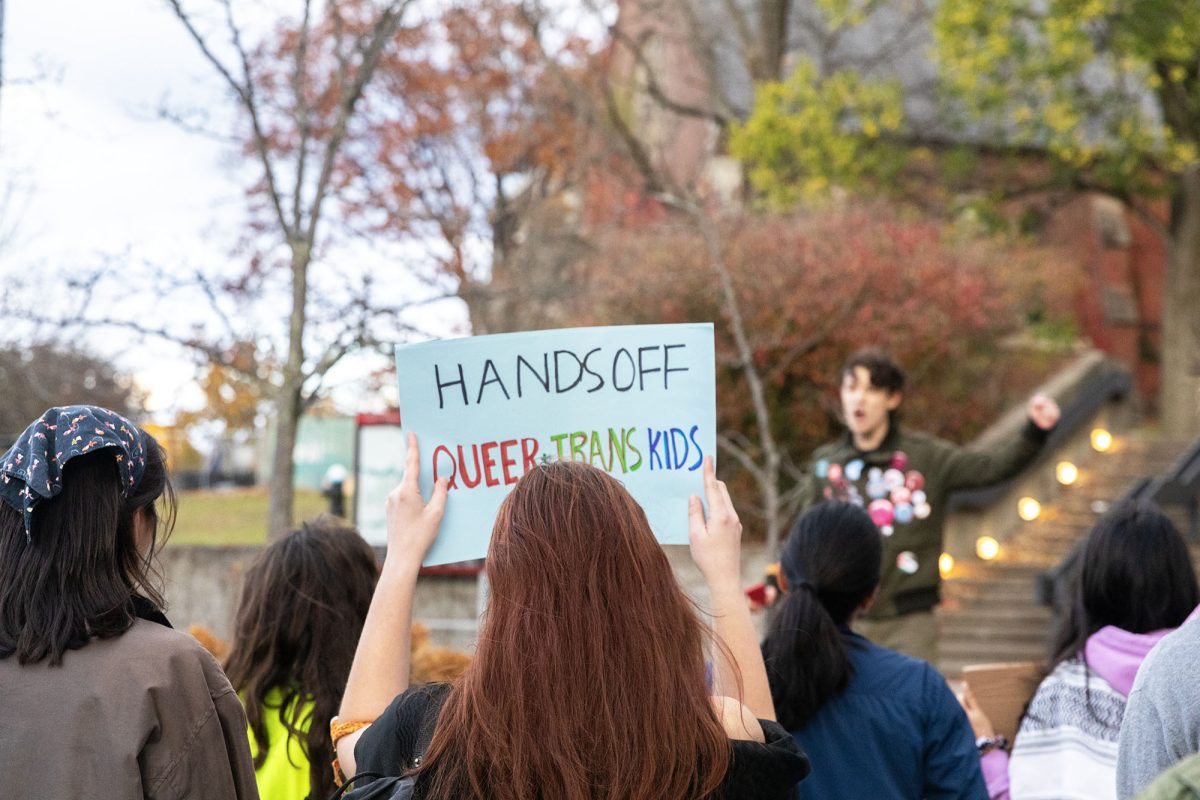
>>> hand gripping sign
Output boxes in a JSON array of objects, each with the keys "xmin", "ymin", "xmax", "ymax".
[{"xmin": 395, "ymin": 323, "xmax": 717, "ymax": 565}]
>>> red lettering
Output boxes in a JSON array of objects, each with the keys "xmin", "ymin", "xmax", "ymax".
[
  {"xmin": 432, "ymin": 445, "xmax": 458, "ymax": 489},
  {"xmin": 481, "ymin": 441, "xmax": 501, "ymax": 487},
  {"xmin": 499, "ymin": 439, "xmax": 520, "ymax": 485},
  {"xmin": 457, "ymin": 444, "xmax": 482, "ymax": 488},
  {"xmin": 521, "ymin": 437, "xmax": 539, "ymax": 473}
]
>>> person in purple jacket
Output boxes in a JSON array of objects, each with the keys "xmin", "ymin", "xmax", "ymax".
[{"xmin": 963, "ymin": 502, "xmax": 1199, "ymax": 800}]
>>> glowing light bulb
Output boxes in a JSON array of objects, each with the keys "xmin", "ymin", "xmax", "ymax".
[
  {"xmin": 1056, "ymin": 461, "xmax": 1079, "ymax": 486},
  {"xmin": 939, "ymin": 552, "xmax": 955, "ymax": 578},
  {"xmin": 976, "ymin": 536, "xmax": 1001, "ymax": 561},
  {"xmin": 1018, "ymin": 497, "xmax": 1042, "ymax": 521},
  {"xmin": 1091, "ymin": 428, "xmax": 1113, "ymax": 452}
]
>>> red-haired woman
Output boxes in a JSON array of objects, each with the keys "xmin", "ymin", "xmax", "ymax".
[{"xmin": 332, "ymin": 434, "xmax": 809, "ymax": 800}]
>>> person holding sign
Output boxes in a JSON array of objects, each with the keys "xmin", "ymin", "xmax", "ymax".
[
  {"xmin": 331, "ymin": 434, "xmax": 810, "ymax": 799},
  {"xmin": 790, "ymin": 349, "xmax": 1060, "ymax": 663}
]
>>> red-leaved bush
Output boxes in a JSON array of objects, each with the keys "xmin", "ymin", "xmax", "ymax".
[{"xmin": 559, "ymin": 205, "xmax": 1078, "ymax": 530}]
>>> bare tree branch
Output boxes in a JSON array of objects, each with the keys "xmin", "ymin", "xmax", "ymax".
[
  {"xmin": 291, "ymin": 0, "xmax": 315, "ymax": 235},
  {"xmin": 163, "ymin": 0, "xmax": 294, "ymax": 239},
  {"xmin": 717, "ymin": 432, "xmax": 767, "ymax": 485}
]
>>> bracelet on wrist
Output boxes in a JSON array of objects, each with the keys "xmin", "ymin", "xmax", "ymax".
[{"xmin": 976, "ymin": 734, "xmax": 1009, "ymax": 756}]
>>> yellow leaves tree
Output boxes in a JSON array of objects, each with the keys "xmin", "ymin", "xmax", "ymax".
[
  {"xmin": 932, "ymin": 0, "xmax": 1200, "ymax": 436},
  {"xmin": 729, "ymin": 59, "xmax": 906, "ymax": 205}
]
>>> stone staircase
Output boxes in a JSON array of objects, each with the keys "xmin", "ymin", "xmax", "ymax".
[{"xmin": 937, "ymin": 431, "xmax": 1191, "ymax": 677}]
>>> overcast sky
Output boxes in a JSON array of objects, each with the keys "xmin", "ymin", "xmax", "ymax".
[{"xmin": 1, "ymin": 0, "xmax": 466, "ymax": 420}]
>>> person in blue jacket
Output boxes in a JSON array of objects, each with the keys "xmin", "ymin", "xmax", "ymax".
[{"xmin": 762, "ymin": 501, "xmax": 988, "ymax": 799}]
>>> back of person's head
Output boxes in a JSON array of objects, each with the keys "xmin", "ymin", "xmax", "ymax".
[
  {"xmin": 0, "ymin": 411, "xmax": 173, "ymax": 666},
  {"xmin": 1052, "ymin": 501, "xmax": 1199, "ymax": 667},
  {"xmin": 225, "ymin": 515, "xmax": 378, "ymax": 800},
  {"xmin": 842, "ymin": 348, "xmax": 906, "ymax": 396},
  {"xmin": 419, "ymin": 460, "xmax": 731, "ymax": 800},
  {"xmin": 763, "ymin": 501, "xmax": 882, "ymax": 730}
]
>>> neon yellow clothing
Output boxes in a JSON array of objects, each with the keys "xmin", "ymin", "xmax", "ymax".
[{"xmin": 246, "ymin": 686, "xmax": 316, "ymax": 800}]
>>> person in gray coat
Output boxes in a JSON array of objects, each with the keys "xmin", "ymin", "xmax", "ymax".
[{"xmin": 1117, "ymin": 609, "xmax": 1200, "ymax": 799}]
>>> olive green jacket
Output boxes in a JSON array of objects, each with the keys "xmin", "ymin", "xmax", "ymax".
[
  {"xmin": 798, "ymin": 421, "xmax": 1048, "ymax": 619},
  {"xmin": 1137, "ymin": 754, "xmax": 1200, "ymax": 800}
]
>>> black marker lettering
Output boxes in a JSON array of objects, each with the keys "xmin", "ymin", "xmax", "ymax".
[
  {"xmin": 663, "ymin": 343, "xmax": 689, "ymax": 389},
  {"xmin": 516, "ymin": 353, "xmax": 550, "ymax": 397},
  {"xmin": 637, "ymin": 345, "xmax": 662, "ymax": 391},
  {"xmin": 435, "ymin": 363, "xmax": 468, "ymax": 409},
  {"xmin": 476, "ymin": 358, "xmax": 511, "ymax": 403}
]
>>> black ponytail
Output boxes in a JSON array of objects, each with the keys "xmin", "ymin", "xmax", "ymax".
[{"xmin": 763, "ymin": 501, "xmax": 882, "ymax": 729}]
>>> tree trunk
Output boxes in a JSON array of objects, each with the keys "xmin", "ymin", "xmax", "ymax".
[
  {"xmin": 267, "ymin": 380, "xmax": 302, "ymax": 536},
  {"xmin": 763, "ymin": 467, "xmax": 782, "ymax": 559},
  {"xmin": 1161, "ymin": 165, "xmax": 1200, "ymax": 439},
  {"xmin": 698, "ymin": 212, "xmax": 787, "ymax": 556},
  {"xmin": 758, "ymin": 0, "xmax": 792, "ymax": 81},
  {"xmin": 266, "ymin": 243, "xmax": 310, "ymax": 537}
]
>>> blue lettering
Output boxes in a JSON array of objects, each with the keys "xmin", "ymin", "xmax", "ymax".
[{"xmin": 648, "ymin": 428, "xmax": 665, "ymax": 470}]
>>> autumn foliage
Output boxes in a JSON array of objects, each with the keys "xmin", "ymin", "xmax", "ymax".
[{"xmin": 556, "ymin": 205, "xmax": 1076, "ymax": 524}]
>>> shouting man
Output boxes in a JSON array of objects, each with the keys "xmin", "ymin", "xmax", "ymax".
[{"xmin": 796, "ymin": 348, "xmax": 1060, "ymax": 664}]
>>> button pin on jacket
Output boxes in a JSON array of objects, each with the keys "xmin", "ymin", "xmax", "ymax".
[
  {"xmin": 869, "ymin": 499, "xmax": 894, "ymax": 527},
  {"xmin": 845, "ymin": 459, "xmax": 865, "ymax": 481}
]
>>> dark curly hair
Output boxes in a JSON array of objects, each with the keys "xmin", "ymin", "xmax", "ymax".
[{"xmin": 224, "ymin": 515, "xmax": 379, "ymax": 799}]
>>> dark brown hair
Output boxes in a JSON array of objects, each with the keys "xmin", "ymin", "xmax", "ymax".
[
  {"xmin": 842, "ymin": 348, "xmax": 906, "ymax": 395},
  {"xmin": 0, "ymin": 435, "xmax": 175, "ymax": 665},
  {"xmin": 225, "ymin": 515, "xmax": 379, "ymax": 800},
  {"xmin": 418, "ymin": 461, "xmax": 732, "ymax": 800}
]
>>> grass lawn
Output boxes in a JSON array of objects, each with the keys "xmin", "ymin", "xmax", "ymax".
[{"xmin": 169, "ymin": 487, "xmax": 332, "ymax": 546}]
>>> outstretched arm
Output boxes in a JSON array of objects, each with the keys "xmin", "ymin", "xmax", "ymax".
[
  {"xmin": 335, "ymin": 432, "xmax": 448, "ymax": 777},
  {"xmin": 689, "ymin": 457, "xmax": 776, "ymax": 725},
  {"xmin": 943, "ymin": 394, "xmax": 1060, "ymax": 491}
]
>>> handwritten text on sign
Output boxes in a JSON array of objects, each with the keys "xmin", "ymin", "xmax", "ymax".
[{"xmin": 395, "ymin": 324, "xmax": 716, "ymax": 565}]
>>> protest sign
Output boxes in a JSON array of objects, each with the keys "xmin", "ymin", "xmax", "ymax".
[{"xmin": 395, "ymin": 323, "xmax": 716, "ymax": 565}]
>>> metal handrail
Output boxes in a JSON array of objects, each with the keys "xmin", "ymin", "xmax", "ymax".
[
  {"xmin": 1036, "ymin": 434, "xmax": 1200, "ymax": 610},
  {"xmin": 1132, "ymin": 437, "xmax": 1200, "ymax": 540},
  {"xmin": 947, "ymin": 366, "xmax": 1133, "ymax": 513}
]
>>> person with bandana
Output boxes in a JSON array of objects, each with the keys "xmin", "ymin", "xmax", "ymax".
[
  {"xmin": 787, "ymin": 349, "xmax": 1060, "ymax": 665},
  {"xmin": 0, "ymin": 406, "xmax": 259, "ymax": 799}
]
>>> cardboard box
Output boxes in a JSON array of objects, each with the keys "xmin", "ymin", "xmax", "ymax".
[{"xmin": 962, "ymin": 661, "xmax": 1044, "ymax": 742}]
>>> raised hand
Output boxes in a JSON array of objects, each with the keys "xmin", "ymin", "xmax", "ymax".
[
  {"xmin": 1027, "ymin": 393, "xmax": 1061, "ymax": 431},
  {"xmin": 385, "ymin": 431, "xmax": 449, "ymax": 568},
  {"xmin": 688, "ymin": 455, "xmax": 743, "ymax": 591}
]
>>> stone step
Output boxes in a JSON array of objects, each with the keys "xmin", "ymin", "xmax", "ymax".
[
  {"xmin": 937, "ymin": 429, "xmax": 1190, "ymax": 675},
  {"xmin": 940, "ymin": 605, "xmax": 1053, "ymax": 623},
  {"xmin": 940, "ymin": 618, "xmax": 1052, "ymax": 641}
]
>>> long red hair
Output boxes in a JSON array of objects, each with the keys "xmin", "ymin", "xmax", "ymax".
[{"xmin": 419, "ymin": 461, "xmax": 731, "ymax": 800}]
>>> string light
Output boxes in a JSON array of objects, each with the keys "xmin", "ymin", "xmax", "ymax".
[
  {"xmin": 1091, "ymin": 428, "xmax": 1113, "ymax": 452},
  {"xmin": 1056, "ymin": 461, "xmax": 1079, "ymax": 485},
  {"xmin": 976, "ymin": 536, "xmax": 1000, "ymax": 560},
  {"xmin": 1018, "ymin": 497, "xmax": 1042, "ymax": 521},
  {"xmin": 939, "ymin": 553, "xmax": 955, "ymax": 577}
]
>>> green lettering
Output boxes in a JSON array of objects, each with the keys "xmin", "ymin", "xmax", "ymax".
[
  {"xmin": 624, "ymin": 427, "xmax": 643, "ymax": 472},
  {"xmin": 549, "ymin": 433, "xmax": 570, "ymax": 460},
  {"xmin": 570, "ymin": 431, "xmax": 588, "ymax": 462},
  {"xmin": 589, "ymin": 430, "xmax": 612, "ymax": 471},
  {"xmin": 608, "ymin": 428, "xmax": 628, "ymax": 473}
]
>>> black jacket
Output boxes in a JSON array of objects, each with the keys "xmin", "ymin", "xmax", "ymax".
[{"xmin": 354, "ymin": 683, "xmax": 810, "ymax": 799}]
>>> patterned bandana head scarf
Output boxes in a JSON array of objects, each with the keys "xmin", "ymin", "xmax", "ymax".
[{"xmin": 0, "ymin": 406, "xmax": 148, "ymax": 542}]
